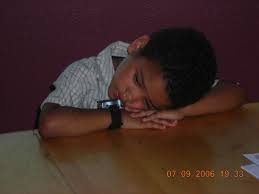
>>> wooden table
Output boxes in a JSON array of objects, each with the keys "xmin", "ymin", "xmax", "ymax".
[{"xmin": 1, "ymin": 103, "xmax": 259, "ymax": 194}]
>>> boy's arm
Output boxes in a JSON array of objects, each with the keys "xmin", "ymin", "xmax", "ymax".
[
  {"xmin": 39, "ymin": 103, "xmax": 111, "ymax": 138},
  {"xmin": 38, "ymin": 103, "xmax": 167, "ymax": 138},
  {"xmin": 129, "ymin": 80, "xmax": 246, "ymax": 122},
  {"xmin": 179, "ymin": 80, "xmax": 246, "ymax": 117}
]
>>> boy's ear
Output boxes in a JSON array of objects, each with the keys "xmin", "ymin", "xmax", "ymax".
[{"xmin": 127, "ymin": 35, "xmax": 150, "ymax": 55}]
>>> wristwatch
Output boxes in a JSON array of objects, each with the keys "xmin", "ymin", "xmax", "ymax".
[
  {"xmin": 108, "ymin": 105, "xmax": 123, "ymax": 130},
  {"xmin": 97, "ymin": 99, "xmax": 123, "ymax": 130}
]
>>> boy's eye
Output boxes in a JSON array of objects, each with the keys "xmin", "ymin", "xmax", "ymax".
[
  {"xmin": 144, "ymin": 99, "xmax": 150, "ymax": 109},
  {"xmin": 134, "ymin": 74, "xmax": 141, "ymax": 87}
]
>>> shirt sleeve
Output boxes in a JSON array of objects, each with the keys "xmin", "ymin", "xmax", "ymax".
[{"xmin": 40, "ymin": 59, "xmax": 89, "ymax": 109}]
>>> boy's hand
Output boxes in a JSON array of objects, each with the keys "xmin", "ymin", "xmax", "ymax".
[
  {"xmin": 125, "ymin": 107, "xmax": 184, "ymax": 127},
  {"xmin": 121, "ymin": 110, "xmax": 168, "ymax": 130}
]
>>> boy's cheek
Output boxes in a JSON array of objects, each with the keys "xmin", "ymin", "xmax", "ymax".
[{"xmin": 124, "ymin": 102, "xmax": 146, "ymax": 111}]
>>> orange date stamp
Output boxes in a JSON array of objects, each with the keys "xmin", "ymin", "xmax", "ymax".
[{"xmin": 165, "ymin": 169, "xmax": 244, "ymax": 178}]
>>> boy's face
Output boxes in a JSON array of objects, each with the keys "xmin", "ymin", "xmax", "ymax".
[{"xmin": 108, "ymin": 56, "xmax": 171, "ymax": 110}]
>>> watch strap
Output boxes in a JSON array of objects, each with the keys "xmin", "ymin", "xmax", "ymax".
[{"xmin": 108, "ymin": 105, "xmax": 123, "ymax": 130}]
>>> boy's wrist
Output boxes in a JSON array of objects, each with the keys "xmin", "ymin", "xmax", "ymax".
[
  {"xmin": 121, "ymin": 110, "xmax": 142, "ymax": 129},
  {"xmin": 174, "ymin": 107, "xmax": 187, "ymax": 119},
  {"xmin": 121, "ymin": 110, "xmax": 129, "ymax": 128}
]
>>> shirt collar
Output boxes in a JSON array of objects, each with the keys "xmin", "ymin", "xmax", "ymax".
[{"xmin": 96, "ymin": 41, "xmax": 129, "ymax": 85}]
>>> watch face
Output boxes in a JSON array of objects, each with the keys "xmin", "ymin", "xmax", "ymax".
[{"xmin": 97, "ymin": 99, "xmax": 124, "ymax": 109}]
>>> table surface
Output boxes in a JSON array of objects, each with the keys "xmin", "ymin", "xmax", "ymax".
[{"xmin": 1, "ymin": 103, "xmax": 259, "ymax": 194}]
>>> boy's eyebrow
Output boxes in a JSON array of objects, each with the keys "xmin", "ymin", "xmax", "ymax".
[{"xmin": 140, "ymin": 69, "xmax": 158, "ymax": 110}]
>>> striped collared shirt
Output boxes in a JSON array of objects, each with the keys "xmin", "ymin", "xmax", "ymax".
[{"xmin": 41, "ymin": 41, "xmax": 129, "ymax": 109}]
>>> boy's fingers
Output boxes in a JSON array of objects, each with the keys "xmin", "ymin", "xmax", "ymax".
[
  {"xmin": 130, "ymin": 110, "xmax": 156, "ymax": 118},
  {"xmin": 142, "ymin": 121, "xmax": 167, "ymax": 130},
  {"xmin": 143, "ymin": 110, "xmax": 182, "ymax": 121},
  {"xmin": 142, "ymin": 112, "xmax": 160, "ymax": 121},
  {"xmin": 152, "ymin": 119, "xmax": 178, "ymax": 127},
  {"xmin": 142, "ymin": 111, "xmax": 167, "ymax": 121}
]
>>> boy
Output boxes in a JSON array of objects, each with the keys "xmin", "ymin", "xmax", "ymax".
[{"xmin": 39, "ymin": 27, "xmax": 245, "ymax": 138}]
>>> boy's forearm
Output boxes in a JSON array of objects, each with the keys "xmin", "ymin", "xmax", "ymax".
[
  {"xmin": 178, "ymin": 81, "xmax": 246, "ymax": 117},
  {"xmin": 39, "ymin": 106, "xmax": 112, "ymax": 138}
]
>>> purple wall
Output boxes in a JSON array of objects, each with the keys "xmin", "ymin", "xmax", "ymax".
[{"xmin": 1, "ymin": 0, "xmax": 258, "ymax": 133}]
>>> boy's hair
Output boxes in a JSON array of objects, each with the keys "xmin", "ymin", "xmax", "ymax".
[{"xmin": 139, "ymin": 27, "xmax": 217, "ymax": 109}]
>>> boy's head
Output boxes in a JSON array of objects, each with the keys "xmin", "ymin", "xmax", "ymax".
[{"xmin": 108, "ymin": 27, "xmax": 217, "ymax": 110}]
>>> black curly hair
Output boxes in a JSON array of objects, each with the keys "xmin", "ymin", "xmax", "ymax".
[{"xmin": 139, "ymin": 27, "xmax": 217, "ymax": 109}]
